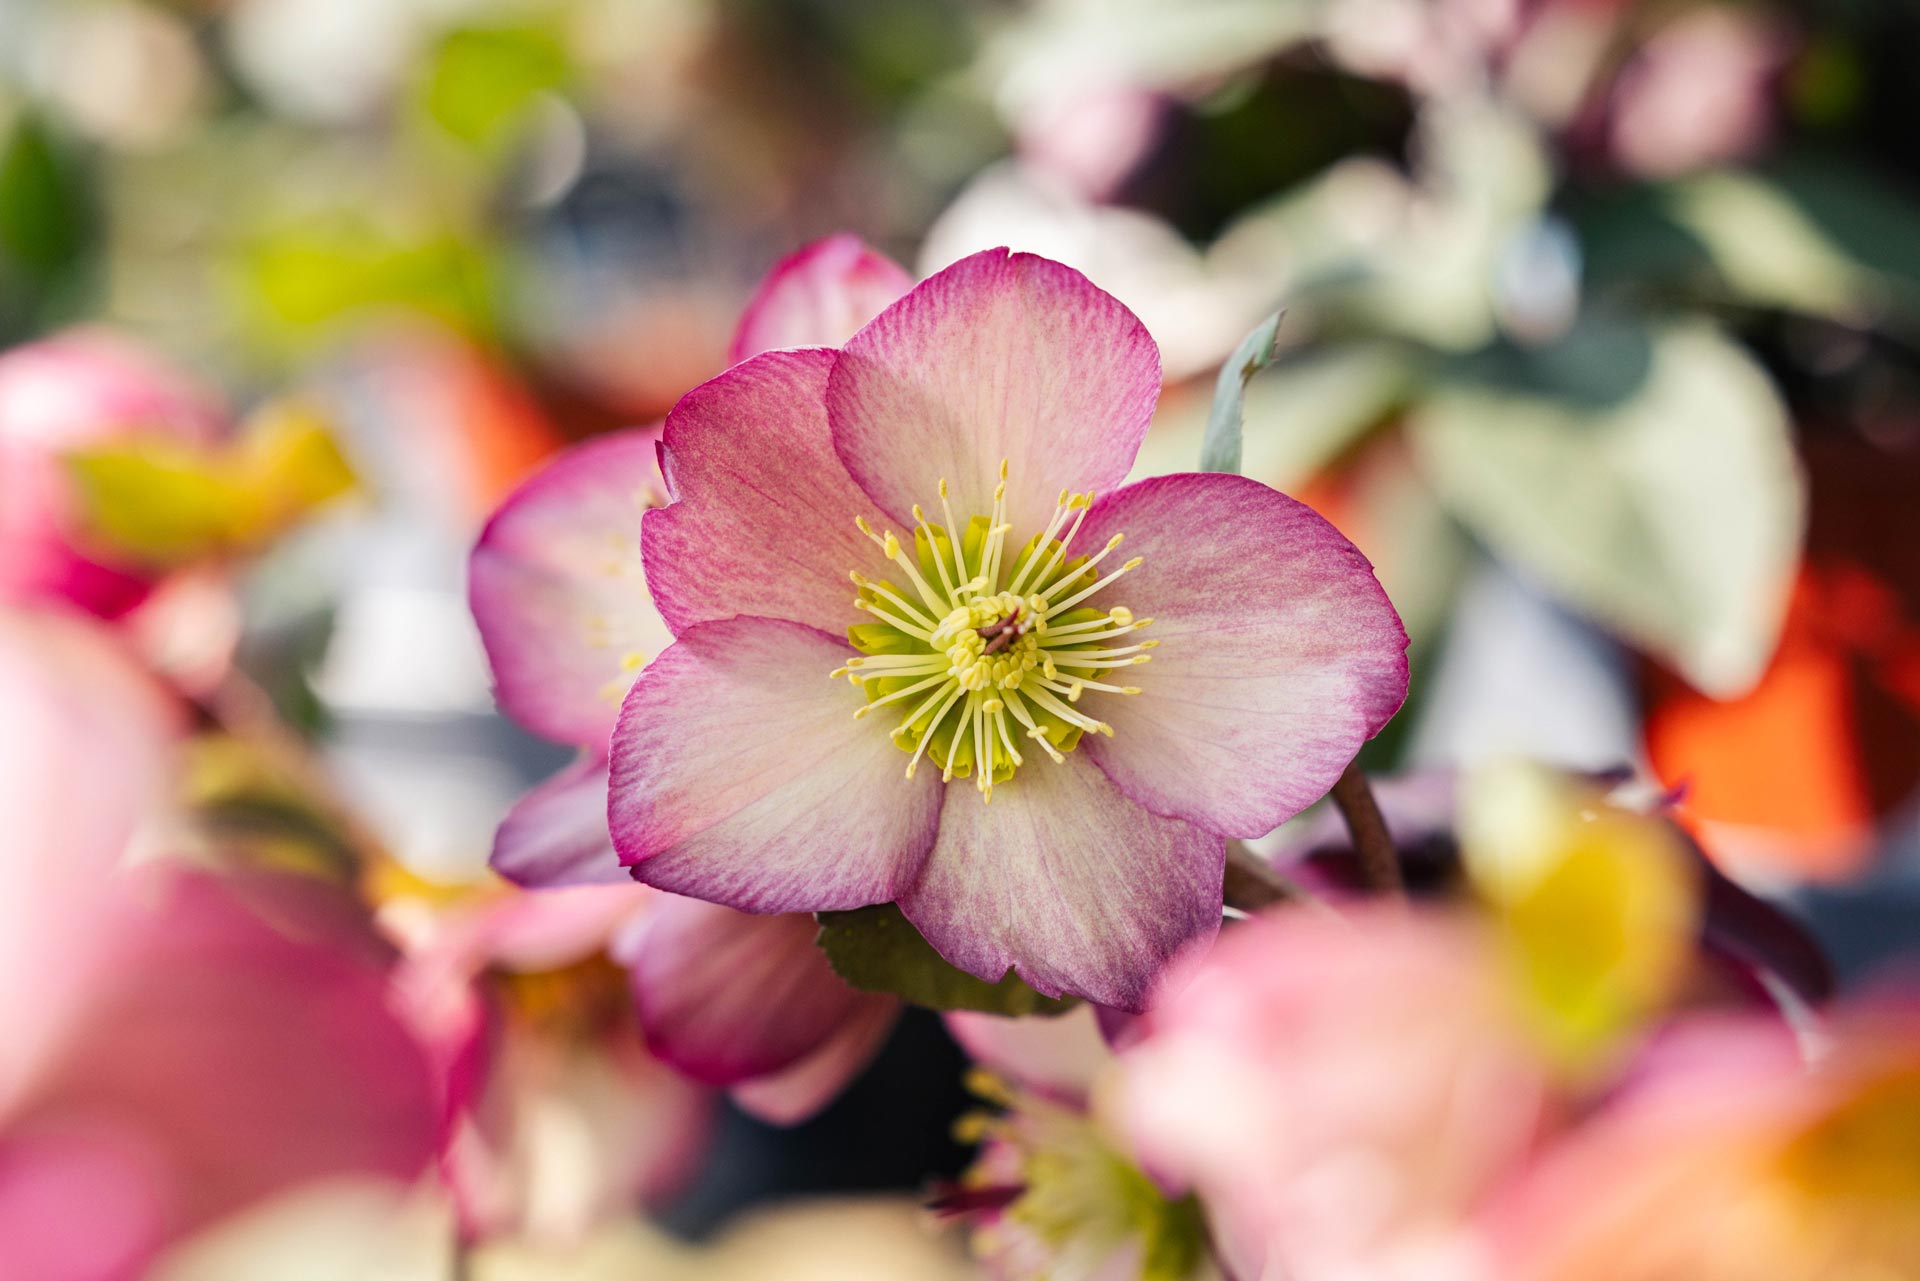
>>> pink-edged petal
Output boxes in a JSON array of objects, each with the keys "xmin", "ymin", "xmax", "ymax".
[
  {"xmin": 644, "ymin": 348, "xmax": 878, "ymax": 635},
  {"xmin": 16, "ymin": 872, "xmax": 436, "ymax": 1255},
  {"xmin": 470, "ymin": 427, "xmax": 674, "ymax": 747},
  {"xmin": 728, "ymin": 235, "xmax": 913, "ymax": 364},
  {"xmin": 899, "ymin": 754, "xmax": 1222, "ymax": 1012},
  {"xmin": 491, "ymin": 756, "xmax": 626, "ymax": 888},
  {"xmin": 620, "ymin": 898, "xmax": 881, "ymax": 1083},
  {"xmin": 729, "ymin": 995, "xmax": 899, "ymax": 1126},
  {"xmin": 827, "ymin": 248, "xmax": 1161, "ymax": 535},
  {"xmin": 1073, "ymin": 472, "xmax": 1409, "ymax": 838},
  {"xmin": 944, "ymin": 1005, "xmax": 1112, "ymax": 1102},
  {"xmin": 609, "ymin": 617, "xmax": 940, "ymax": 910}
]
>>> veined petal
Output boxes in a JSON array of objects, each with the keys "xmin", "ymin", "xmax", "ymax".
[
  {"xmin": 729, "ymin": 235, "xmax": 913, "ymax": 364},
  {"xmin": 622, "ymin": 899, "xmax": 886, "ymax": 1084},
  {"xmin": 609, "ymin": 617, "xmax": 941, "ymax": 910},
  {"xmin": 644, "ymin": 349, "xmax": 878, "ymax": 635},
  {"xmin": 827, "ymin": 248, "xmax": 1161, "ymax": 535},
  {"xmin": 490, "ymin": 755, "xmax": 625, "ymax": 888},
  {"xmin": 1075, "ymin": 473, "xmax": 1409, "ymax": 838},
  {"xmin": 729, "ymin": 996, "xmax": 899, "ymax": 1126},
  {"xmin": 899, "ymin": 754, "xmax": 1222, "ymax": 1013},
  {"xmin": 470, "ymin": 428, "xmax": 673, "ymax": 747}
]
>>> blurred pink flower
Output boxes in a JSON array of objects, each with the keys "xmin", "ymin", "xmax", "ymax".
[
  {"xmin": 387, "ymin": 883, "xmax": 713, "ymax": 1244},
  {"xmin": 0, "ymin": 608, "xmax": 437, "ymax": 1281},
  {"xmin": 1488, "ymin": 999, "xmax": 1920, "ymax": 1280},
  {"xmin": 468, "ymin": 234, "xmax": 915, "ymax": 1121},
  {"xmin": 1604, "ymin": 6, "xmax": 1793, "ymax": 179},
  {"xmin": 1111, "ymin": 908, "xmax": 1549, "ymax": 1281},
  {"xmin": 612, "ymin": 247, "xmax": 1406, "ymax": 1008},
  {"xmin": 0, "ymin": 331, "xmax": 225, "ymax": 620}
]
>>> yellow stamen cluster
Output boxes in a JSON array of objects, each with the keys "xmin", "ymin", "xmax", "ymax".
[{"xmin": 833, "ymin": 462, "xmax": 1153, "ymax": 802}]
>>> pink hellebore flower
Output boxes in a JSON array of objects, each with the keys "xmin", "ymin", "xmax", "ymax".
[
  {"xmin": 0, "ymin": 331, "xmax": 226, "ymax": 619},
  {"xmin": 1111, "ymin": 908, "xmax": 1549, "ymax": 1281},
  {"xmin": 0, "ymin": 608, "xmax": 437, "ymax": 1281},
  {"xmin": 613, "ymin": 248, "xmax": 1408, "ymax": 1009},
  {"xmin": 1488, "ymin": 1000, "xmax": 1920, "ymax": 1280},
  {"xmin": 387, "ymin": 883, "xmax": 714, "ymax": 1243},
  {"xmin": 469, "ymin": 235, "xmax": 913, "ymax": 1120}
]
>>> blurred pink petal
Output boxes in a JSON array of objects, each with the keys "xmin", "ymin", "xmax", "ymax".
[
  {"xmin": 469, "ymin": 425, "xmax": 674, "ymax": 748},
  {"xmin": 944, "ymin": 1006, "xmax": 1112, "ymax": 1103},
  {"xmin": 0, "ymin": 873, "xmax": 438, "ymax": 1281},
  {"xmin": 730, "ymin": 996, "xmax": 900, "ymax": 1127},
  {"xmin": 0, "ymin": 331, "xmax": 225, "ymax": 619},
  {"xmin": 1113, "ymin": 908, "xmax": 1550, "ymax": 1281},
  {"xmin": 622, "ymin": 897, "xmax": 896, "ymax": 1084},
  {"xmin": 492, "ymin": 756, "xmax": 627, "ymax": 889},
  {"xmin": 728, "ymin": 234, "xmax": 913, "ymax": 364}
]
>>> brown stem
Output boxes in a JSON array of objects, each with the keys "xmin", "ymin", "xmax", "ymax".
[
  {"xmin": 1221, "ymin": 841, "xmax": 1304, "ymax": 913},
  {"xmin": 1329, "ymin": 761, "xmax": 1402, "ymax": 897}
]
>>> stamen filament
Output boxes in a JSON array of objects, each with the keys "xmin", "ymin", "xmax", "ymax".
[
  {"xmin": 1040, "ymin": 534, "xmax": 1125, "ymax": 602},
  {"xmin": 855, "ymin": 672, "xmax": 950, "ymax": 718},
  {"xmin": 1006, "ymin": 491, "xmax": 1077, "ymax": 596},
  {"xmin": 851, "ymin": 571, "xmax": 937, "ymax": 631},
  {"xmin": 1026, "ymin": 497, "xmax": 1096, "ymax": 594},
  {"xmin": 1023, "ymin": 684, "xmax": 1113, "ymax": 737},
  {"xmin": 937, "ymin": 479, "xmax": 971, "ymax": 596},
  {"xmin": 1001, "ymin": 689, "xmax": 1066, "ymax": 764},
  {"xmin": 1046, "ymin": 557, "xmax": 1144, "ymax": 615},
  {"xmin": 905, "ymin": 684, "xmax": 968, "ymax": 779},
  {"xmin": 854, "ymin": 599, "xmax": 935, "ymax": 642},
  {"xmin": 910, "ymin": 505, "xmax": 960, "ymax": 602}
]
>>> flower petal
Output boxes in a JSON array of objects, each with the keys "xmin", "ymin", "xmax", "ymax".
[
  {"xmin": 827, "ymin": 248, "xmax": 1161, "ymax": 534},
  {"xmin": 622, "ymin": 898, "xmax": 885, "ymax": 1083},
  {"xmin": 470, "ymin": 427, "xmax": 674, "ymax": 747},
  {"xmin": 898, "ymin": 754, "xmax": 1222, "ymax": 1012},
  {"xmin": 729, "ymin": 235, "xmax": 913, "ymax": 364},
  {"xmin": 609, "ymin": 616, "xmax": 940, "ymax": 910},
  {"xmin": 491, "ymin": 756, "xmax": 626, "ymax": 888},
  {"xmin": 729, "ymin": 996, "xmax": 899, "ymax": 1126},
  {"xmin": 644, "ymin": 348, "xmax": 878, "ymax": 635},
  {"xmin": 1074, "ymin": 472, "xmax": 1409, "ymax": 837}
]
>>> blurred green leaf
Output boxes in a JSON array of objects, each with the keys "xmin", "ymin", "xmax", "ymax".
[
  {"xmin": 421, "ymin": 24, "xmax": 572, "ymax": 147},
  {"xmin": 0, "ymin": 114, "xmax": 96, "ymax": 334},
  {"xmin": 66, "ymin": 401, "xmax": 357, "ymax": 568},
  {"xmin": 1660, "ymin": 161, "xmax": 1920, "ymax": 328},
  {"xmin": 1410, "ymin": 322, "xmax": 1803, "ymax": 697},
  {"xmin": 816, "ymin": 904, "xmax": 1078, "ymax": 1016},
  {"xmin": 243, "ymin": 216, "xmax": 492, "ymax": 342},
  {"xmin": 1200, "ymin": 310, "xmax": 1283, "ymax": 473},
  {"xmin": 0, "ymin": 116, "xmax": 91, "ymax": 272}
]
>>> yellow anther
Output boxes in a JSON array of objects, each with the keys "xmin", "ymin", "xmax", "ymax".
[
  {"xmin": 938, "ymin": 478, "xmax": 949, "ymax": 499},
  {"xmin": 912, "ymin": 504, "xmax": 926, "ymax": 522},
  {"xmin": 829, "ymin": 666, "xmax": 849, "ymax": 680},
  {"xmin": 1057, "ymin": 487, "xmax": 1070, "ymax": 506},
  {"xmin": 845, "ymin": 657, "xmax": 866, "ymax": 667},
  {"xmin": 1122, "ymin": 556, "xmax": 1144, "ymax": 571},
  {"xmin": 998, "ymin": 458, "xmax": 1009, "ymax": 481},
  {"xmin": 1105, "ymin": 534, "xmax": 1124, "ymax": 551},
  {"xmin": 883, "ymin": 531, "xmax": 902, "ymax": 559},
  {"xmin": 1109, "ymin": 607, "xmax": 1133, "ymax": 625},
  {"xmin": 855, "ymin": 515, "xmax": 876, "ymax": 538},
  {"xmin": 620, "ymin": 651, "xmax": 647, "ymax": 671},
  {"xmin": 853, "ymin": 706, "xmax": 872, "ymax": 719},
  {"xmin": 1120, "ymin": 686, "xmax": 1143, "ymax": 695},
  {"xmin": 1140, "ymin": 640, "xmax": 1159, "ymax": 650}
]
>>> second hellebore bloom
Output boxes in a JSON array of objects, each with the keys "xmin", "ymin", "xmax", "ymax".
[{"xmin": 618, "ymin": 249, "xmax": 1408, "ymax": 1009}]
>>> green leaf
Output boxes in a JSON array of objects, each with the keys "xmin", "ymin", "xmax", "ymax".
[
  {"xmin": 420, "ymin": 24, "xmax": 572, "ymax": 147},
  {"xmin": 1409, "ymin": 321, "xmax": 1803, "ymax": 697},
  {"xmin": 65, "ymin": 402, "xmax": 358, "ymax": 568},
  {"xmin": 815, "ymin": 904, "xmax": 1078, "ymax": 1016},
  {"xmin": 1199, "ymin": 309, "xmax": 1283, "ymax": 474}
]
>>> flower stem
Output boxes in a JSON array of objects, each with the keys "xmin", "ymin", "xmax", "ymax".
[
  {"xmin": 1221, "ymin": 840, "xmax": 1305, "ymax": 913},
  {"xmin": 1329, "ymin": 761, "xmax": 1402, "ymax": 897}
]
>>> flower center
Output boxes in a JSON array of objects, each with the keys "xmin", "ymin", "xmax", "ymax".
[{"xmin": 830, "ymin": 462, "xmax": 1152, "ymax": 801}]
